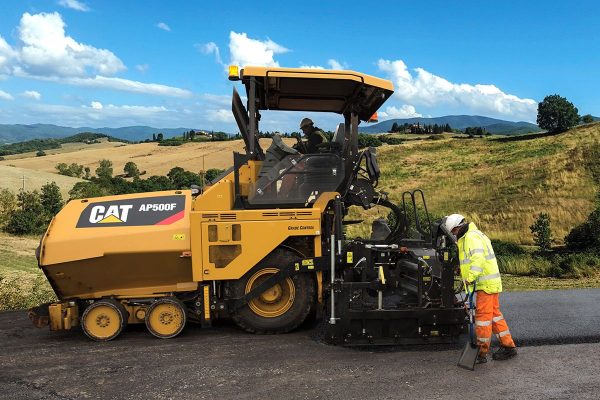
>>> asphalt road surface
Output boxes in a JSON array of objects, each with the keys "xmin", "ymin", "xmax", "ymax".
[{"xmin": 1, "ymin": 289, "xmax": 599, "ymax": 400}]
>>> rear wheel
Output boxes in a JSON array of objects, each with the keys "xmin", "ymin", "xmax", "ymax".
[
  {"xmin": 145, "ymin": 298, "xmax": 187, "ymax": 339},
  {"xmin": 228, "ymin": 249, "xmax": 315, "ymax": 334},
  {"xmin": 81, "ymin": 299, "xmax": 128, "ymax": 341}
]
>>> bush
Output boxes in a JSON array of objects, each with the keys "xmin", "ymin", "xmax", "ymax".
[
  {"xmin": 0, "ymin": 273, "xmax": 56, "ymax": 311},
  {"xmin": 4, "ymin": 190, "xmax": 47, "ymax": 235},
  {"xmin": 379, "ymin": 135, "xmax": 404, "ymax": 145},
  {"xmin": 56, "ymin": 162, "xmax": 85, "ymax": 178},
  {"xmin": 357, "ymin": 134, "xmax": 382, "ymax": 149},
  {"xmin": 36, "ymin": 150, "xmax": 46, "ymax": 157},
  {"xmin": 490, "ymin": 239, "xmax": 526, "ymax": 257},
  {"xmin": 530, "ymin": 213, "xmax": 552, "ymax": 252},
  {"xmin": 582, "ymin": 114, "xmax": 594, "ymax": 124},
  {"xmin": 565, "ymin": 196, "xmax": 600, "ymax": 252}
]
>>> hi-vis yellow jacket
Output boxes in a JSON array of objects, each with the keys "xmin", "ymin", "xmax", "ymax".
[{"xmin": 458, "ymin": 223, "xmax": 502, "ymax": 294}]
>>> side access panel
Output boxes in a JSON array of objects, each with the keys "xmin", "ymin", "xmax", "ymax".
[{"xmin": 192, "ymin": 219, "xmax": 321, "ymax": 281}]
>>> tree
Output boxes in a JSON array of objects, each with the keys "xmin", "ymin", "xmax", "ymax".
[
  {"xmin": 189, "ymin": 130, "xmax": 196, "ymax": 140},
  {"xmin": 390, "ymin": 122, "xmax": 399, "ymax": 133},
  {"xmin": 156, "ymin": 133, "xmax": 164, "ymax": 142},
  {"xmin": 152, "ymin": 133, "xmax": 157, "ymax": 142},
  {"xmin": 124, "ymin": 161, "xmax": 140, "ymax": 178},
  {"xmin": 582, "ymin": 114, "xmax": 594, "ymax": 124},
  {"xmin": 537, "ymin": 94, "xmax": 580, "ymax": 133},
  {"xmin": 5, "ymin": 190, "xmax": 46, "ymax": 235},
  {"xmin": 41, "ymin": 182, "xmax": 64, "ymax": 218},
  {"xmin": 0, "ymin": 188, "xmax": 16, "ymax": 228},
  {"xmin": 96, "ymin": 159, "xmax": 113, "ymax": 181},
  {"xmin": 530, "ymin": 213, "xmax": 552, "ymax": 252}
]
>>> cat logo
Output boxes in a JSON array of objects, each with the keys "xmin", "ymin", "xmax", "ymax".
[{"xmin": 89, "ymin": 205, "xmax": 133, "ymax": 224}]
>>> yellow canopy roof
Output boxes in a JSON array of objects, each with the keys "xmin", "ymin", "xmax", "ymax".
[{"xmin": 240, "ymin": 66, "xmax": 394, "ymax": 121}]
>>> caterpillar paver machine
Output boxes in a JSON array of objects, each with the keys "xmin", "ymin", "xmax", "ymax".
[{"xmin": 30, "ymin": 66, "xmax": 466, "ymax": 343}]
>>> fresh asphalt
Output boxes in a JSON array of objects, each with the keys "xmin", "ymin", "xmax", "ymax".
[{"xmin": 0, "ymin": 289, "xmax": 599, "ymax": 399}]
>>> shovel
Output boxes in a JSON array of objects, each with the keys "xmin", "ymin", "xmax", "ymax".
[{"xmin": 457, "ymin": 281, "xmax": 480, "ymax": 370}]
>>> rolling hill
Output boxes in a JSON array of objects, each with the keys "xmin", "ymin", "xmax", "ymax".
[
  {"xmin": 360, "ymin": 115, "xmax": 541, "ymax": 135},
  {"xmin": 0, "ymin": 124, "xmax": 203, "ymax": 144}
]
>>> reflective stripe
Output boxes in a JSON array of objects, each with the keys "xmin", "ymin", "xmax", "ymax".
[
  {"xmin": 460, "ymin": 258, "xmax": 471, "ymax": 265},
  {"xmin": 476, "ymin": 320, "xmax": 492, "ymax": 327},
  {"xmin": 477, "ymin": 337, "xmax": 490, "ymax": 343},
  {"xmin": 477, "ymin": 272, "xmax": 500, "ymax": 282},
  {"xmin": 492, "ymin": 315, "xmax": 504, "ymax": 323},
  {"xmin": 485, "ymin": 254, "xmax": 496, "ymax": 261},
  {"xmin": 469, "ymin": 248, "xmax": 485, "ymax": 256},
  {"xmin": 499, "ymin": 329, "xmax": 511, "ymax": 337},
  {"xmin": 470, "ymin": 266, "xmax": 483, "ymax": 272}
]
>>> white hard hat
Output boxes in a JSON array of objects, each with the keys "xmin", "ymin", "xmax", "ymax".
[{"xmin": 443, "ymin": 214, "xmax": 466, "ymax": 233}]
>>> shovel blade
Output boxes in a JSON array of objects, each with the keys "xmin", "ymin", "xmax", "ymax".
[{"xmin": 457, "ymin": 342, "xmax": 480, "ymax": 371}]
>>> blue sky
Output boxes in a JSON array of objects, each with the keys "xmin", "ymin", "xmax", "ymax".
[{"xmin": 0, "ymin": 0, "xmax": 598, "ymax": 132}]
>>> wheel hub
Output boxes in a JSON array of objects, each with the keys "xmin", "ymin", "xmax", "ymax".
[
  {"xmin": 245, "ymin": 268, "xmax": 296, "ymax": 318},
  {"xmin": 96, "ymin": 314, "xmax": 110, "ymax": 328}
]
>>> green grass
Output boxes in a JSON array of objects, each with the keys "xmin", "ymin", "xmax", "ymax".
[
  {"xmin": 0, "ymin": 233, "xmax": 56, "ymax": 311},
  {"xmin": 359, "ymin": 122, "xmax": 600, "ymax": 245}
]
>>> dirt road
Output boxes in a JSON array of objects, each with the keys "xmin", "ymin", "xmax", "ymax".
[{"xmin": 1, "ymin": 290, "xmax": 600, "ymax": 399}]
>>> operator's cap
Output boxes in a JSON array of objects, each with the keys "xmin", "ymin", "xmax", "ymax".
[{"xmin": 299, "ymin": 118, "xmax": 313, "ymax": 129}]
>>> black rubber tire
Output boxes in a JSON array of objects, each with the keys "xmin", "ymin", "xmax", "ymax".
[
  {"xmin": 228, "ymin": 249, "xmax": 316, "ymax": 334},
  {"xmin": 145, "ymin": 297, "xmax": 187, "ymax": 339},
  {"xmin": 81, "ymin": 299, "xmax": 128, "ymax": 342}
]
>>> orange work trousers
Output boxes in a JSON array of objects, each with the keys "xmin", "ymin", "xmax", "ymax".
[{"xmin": 475, "ymin": 291, "xmax": 516, "ymax": 355}]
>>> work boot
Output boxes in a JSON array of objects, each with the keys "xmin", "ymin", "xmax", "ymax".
[
  {"xmin": 492, "ymin": 346, "xmax": 517, "ymax": 361},
  {"xmin": 476, "ymin": 354, "xmax": 488, "ymax": 364}
]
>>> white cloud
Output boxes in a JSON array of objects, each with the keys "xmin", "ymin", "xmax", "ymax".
[
  {"xmin": 327, "ymin": 59, "xmax": 344, "ymax": 70},
  {"xmin": 22, "ymin": 90, "xmax": 41, "ymax": 100},
  {"xmin": 0, "ymin": 12, "xmax": 192, "ymax": 98},
  {"xmin": 379, "ymin": 105, "xmax": 422, "ymax": 119},
  {"xmin": 377, "ymin": 59, "xmax": 537, "ymax": 120},
  {"xmin": 228, "ymin": 31, "xmax": 289, "ymax": 68},
  {"xmin": 135, "ymin": 64, "xmax": 149, "ymax": 73},
  {"xmin": 157, "ymin": 22, "xmax": 171, "ymax": 32},
  {"xmin": 299, "ymin": 65, "xmax": 325, "ymax": 69},
  {"xmin": 0, "ymin": 90, "xmax": 13, "ymax": 100},
  {"xmin": 15, "ymin": 73, "xmax": 193, "ymax": 98},
  {"xmin": 206, "ymin": 109, "xmax": 234, "ymax": 123},
  {"xmin": 24, "ymin": 102, "xmax": 174, "ymax": 126},
  {"xmin": 197, "ymin": 42, "xmax": 223, "ymax": 65},
  {"xmin": 299, "ymin": 59, "xmax": 346, "ymax": 70},
  {"xmin": 58, "ymin": 0, "xmax": 90, "ymax": 12},
  {"xmin": 17, "ymin": 12, "xmax": 125, "ymax": 78},
  {"xmin": 0, "ymin": 36, "xmax": 17, "ymax": 74}
]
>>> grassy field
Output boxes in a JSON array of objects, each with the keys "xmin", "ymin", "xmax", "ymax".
[
  {"xmin": 349, "ymin": 123, "xmax": 600, "ymax": 245},
  {"xmin": 0, "ymin": 165, "xmax": 83, "ymax": 197},
  {"xmin": 0, "ymin": 138, "xmax": 289, "ymax": 177},
  {"xmin": 2, "ymin": 124, "xmax": 600, "ymax": 310},
  {"xmin": 0, "ymin": 233, "xmax": 56, "ymax": 311}
]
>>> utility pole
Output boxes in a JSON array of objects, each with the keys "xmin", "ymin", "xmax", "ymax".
[
  {"xmin": 22, "ymin": 175, "xmax": 25, "ymax": 191},
  {"xmin": 199, "ymin": 155, "xmax": 205, "ymax": 193}
]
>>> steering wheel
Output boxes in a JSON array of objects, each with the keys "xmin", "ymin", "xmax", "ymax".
[{"xmin": 295, "ymin": 135, "xmax": 308, "ymax": 153}]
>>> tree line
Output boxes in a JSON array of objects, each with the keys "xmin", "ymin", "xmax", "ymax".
[
  {"xmin": 0, "ymin": 161, "xmax": 225, "ymax": 235},
  {"xmin": 388, "ymin": 122, "xmax": 453, "ymax": 135}
]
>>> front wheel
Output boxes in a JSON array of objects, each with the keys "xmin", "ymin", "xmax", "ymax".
[{"xmin": 228, "ymin": 249, "xmax": 315, "ymax": 334}]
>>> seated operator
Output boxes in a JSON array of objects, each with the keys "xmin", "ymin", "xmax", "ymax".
[{"xmin": 296, "ymin": 118, "xmax": 328, "ymax": 153}]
